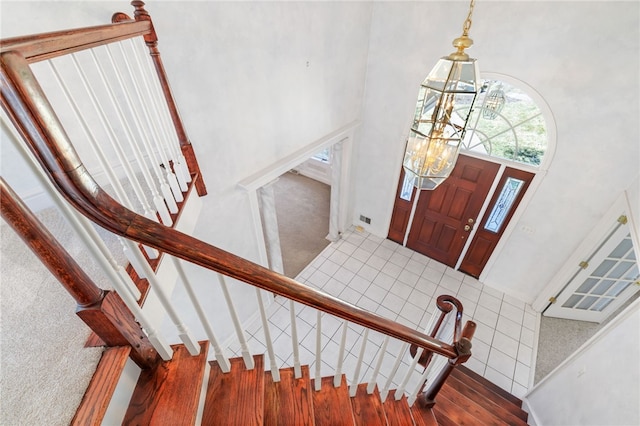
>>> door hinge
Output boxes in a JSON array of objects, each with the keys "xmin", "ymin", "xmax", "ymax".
[
  {"xmin": 579, "ymin": 261, "xmax": 589, "ymax": 269},
  {"xmin": 549, "ymin": 296, "xmax": 557, "ymax": 304},
  {"xmin": 617, "ymin": 215, "xmax": 628, "ymax": 225}
]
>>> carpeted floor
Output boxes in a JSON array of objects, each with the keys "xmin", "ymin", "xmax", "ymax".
[
  {"xmin": 273, "ymin": 171, "xmax": 331, "ymax": 278},
  {"xmin": 0, "ymin": 207, "xmax": 111, "ymax": 425}
]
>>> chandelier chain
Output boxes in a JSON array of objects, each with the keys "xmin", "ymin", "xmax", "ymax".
[{"xmin": 462, "ymin": 0, "xmax": 475, "ymax": 36}]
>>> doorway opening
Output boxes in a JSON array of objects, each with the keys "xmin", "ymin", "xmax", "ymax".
[{"xmin": 273, "ymin": 165, "xmax": 331, "ymax": 278}]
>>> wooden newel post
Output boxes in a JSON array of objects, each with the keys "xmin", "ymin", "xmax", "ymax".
[
  {"xmin": 418, "ymin": 320, "xmax": 476, "ymax": 408},
  {"xmin": 0, "ymin": 178, "xmax": 158, "ymax": 369},
  {"xmin": 114, "ymin": 1, "xmax": 207, "ymax": 196}
]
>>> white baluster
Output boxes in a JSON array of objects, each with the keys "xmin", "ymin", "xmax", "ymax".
[
  {"xmin": 367, "ymin": 336, "xmax": 390, "ymax": 394},
  {"xmin": 334, "ymin": 320, "xmax": 348, "ymax": 387},
  {"xmin": 394, "ymin": 346, "xmax": 424, "ymax": 400},
  {"xmin": 124, "ymin": 238, "xmax": 200, "ymax": 355},
  {"xmin": 315, "ymin": 311, "xmax": 322, "ymax": 391},
  {"xmin": 255, "ymin": 288, "xmax": 279, "ymax": 381},
  {"xmin": 86, "ymin": 49, "xmax": 165, "ymax": 221},
  {"xmin": 173, "ymin": 257, "xmax": 230, "ymax": 372},
  {"xmin": 134, "ymin": 39, "xmax": 192, "ymax": 185},
  {"xmin": 217, "ymin": 274, "xmax": 254, "ymax": 369},
  {"xmin": 125, "ymin": 40, "xmax": 188, "ymax": 193},
  {"xmin": 349, "ymin": 329, "xmax": 369, "ymax": 397},
  {"xmin": 49, "ymin": 58, "xmax": 160, "ymax": 259},
  {"xmin": 289, "ymin": 300, "xmax": 302, "ymax": 378},
  {"xmin": 3, "ymin": 118, "xmax": 172, "ymax": 360},
  {"xmin": 379, "ymin": 342, "xmax": 409, "ymax": 402},
  {"xmin": 97, "ymin": 45, "xmax": 178, "ymax": 215},
  {"xmin": 111, "ymin": 43, "xmax": 183, "ymax": 203},
  {"xmin": 87, "ymin": 46, "xmax": 173, "ymax": 225}
]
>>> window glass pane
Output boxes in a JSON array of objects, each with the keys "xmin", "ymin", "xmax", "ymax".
[
  {"xmin": 591, "ymin": 298, "xmax": 613, "ymax": 312},
  {"xmin": 607, "ymin": 281, "xmax": 631, "ymax": 297},
  {"xmin": 462, "ymin": 79, "xmax": 547, "ymax": 167},
  {"xmin": 312, "ymin": 148, "xmax": 330, "ymax": 163},
  {"xmin": 562, "ymin": 294, "xmax": 583, "ymax": 309},
  {"xmin": 624, "ymin": 264, "xmax": 639, "ymax": 281},
  {"xmin": 576, "ymin": 296, "xmax": 598, "ymax": 310},
  {"xmin": 610, "ymin": 236, "xmax": 632, "ymax": 259},
  {"xmin": 591, "ymin": 280, "xmax": 615, "ymax": 296},
  {"xmin": 400, "ymin": 173, "xmax": 415, "ymax": 201},
  {"xmin": 592, "ymin": 259, "xmax": 616, "ymax": 278},
  {"xmin": 484, "ymin": 177, "xmax": 524, "ymax": 233},
  {"xmin": 576, "ymin": 278, "xmax": 598, "ymax": 294},
  {"xmin": 608, "ymin": 261, "xmax": 634, "ymax": 279}
]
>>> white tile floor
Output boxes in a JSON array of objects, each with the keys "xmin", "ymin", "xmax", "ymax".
[{"xmin": 233, "ymin": 227, "xmax": 540, "ymax": 398}]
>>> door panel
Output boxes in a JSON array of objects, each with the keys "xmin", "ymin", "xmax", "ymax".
[
  {"xmin": 459, "ymin": 167, "xmax": 534, "ymax": 278},
  {"xmin": 388, "ymin": 168, "xmax": 417, "ymax": 244},
  {"xmin": 406, "ymin": 155, "xmax": 500, "ymax": 267}
]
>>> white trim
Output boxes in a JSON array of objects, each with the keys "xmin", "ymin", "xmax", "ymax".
[
  {"xmin": 237, "ymin": 121, "xmax": 360, "ymax": 192},
  {"xmin": 238, "ymin": 122, "xmax": 360, "ymax": 274}
]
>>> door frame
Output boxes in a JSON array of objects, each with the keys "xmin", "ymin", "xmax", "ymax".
[
  {"xmin": 533, "ymin": 191, "xmax": 640, "ymax": 313},
  {"xmin": 391, "ymin": 151, "xmax": 546, "ymax": 281}
]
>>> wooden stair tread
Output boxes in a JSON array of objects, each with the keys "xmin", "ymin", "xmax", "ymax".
[
  {"xmin": 453, "ymin": 365, "xmax": 523, "ymax": 407},
  {"xmin": 434, "ymin": 381, "xmax": 514, "ymax": 426},
  {"xmin": 311, "ymin": 375, "xmax": 355, "ymax": 426},
  {"xmin": 446, "ymin": 371, "xmax": 528, "ymax": 422},
  {"xmin": 410, "ymin": 402, "xmax": 437, "ymax": 426},
  {"xmin": 123, "ymin": 341, "xmax": 209, "ymax": 426},
  {"xmin": 382, "ymin": 391, "xmax": 418, "ymax": 426},
  {"xmin": 203, "ymin": 355, "xmax": 265, "ymax": 426},
  {"xmin": 264, "ymin": 366, "xmax": 314, "ymax": 426},
  {"xmin": 71, "ymin": 346, "xmax": 131, "ymax": 425},
  {"xmin": 350, "ymin": 383, "xmax": 387, "ymax": 426}
]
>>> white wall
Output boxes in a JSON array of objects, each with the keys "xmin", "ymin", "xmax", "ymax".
[
  {"xmin": 351, "ymin": 1, "xmax": 640, "ymax": 304},
  {"xmin": 524, "ymin": 298, "xmax": 640, "ymax": 425}
]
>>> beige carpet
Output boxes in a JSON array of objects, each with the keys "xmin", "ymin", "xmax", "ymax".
[
  {"xmin": 273, "ymin": 171, "xmax": 331, "ymax": 278},
  {"xmin": 1, "ymin": 207, "xmax": 109, "ymax": 425}
]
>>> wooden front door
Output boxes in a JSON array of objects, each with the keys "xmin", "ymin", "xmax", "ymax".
[
  {"xmin": 459, "ymin": 167, "xmax": 535, "ymax": 278},
  {"xmin": 406, "ymin": 155, "xmax": 500, "ymax": 267}
]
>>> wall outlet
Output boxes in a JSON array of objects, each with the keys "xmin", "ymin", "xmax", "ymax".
[{"xmin": 359, "ymin": 215, "xmax": 371, "ymax": 224}]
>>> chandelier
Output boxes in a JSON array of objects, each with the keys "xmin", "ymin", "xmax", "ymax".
[{"xmin": 403, "ymin": 0, "xmax": 479, "ymax": 190}]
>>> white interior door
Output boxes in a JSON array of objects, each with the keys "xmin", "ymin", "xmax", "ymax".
[{"xmin": 544, "ymin": 217, "xmax": 640, "ymax": 323}]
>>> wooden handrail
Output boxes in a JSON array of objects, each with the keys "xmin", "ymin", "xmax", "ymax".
[
  {"xmin": 0, "ymin": 20, "xmax": 151, "ymax": 64},
  {"xmin": 1, "ymin": 47, "xmax": 459, "ymax": 361}
]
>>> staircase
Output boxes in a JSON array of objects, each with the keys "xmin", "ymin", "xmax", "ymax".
[{"xmin": 76, "ymin": 343, "xmax": 529, "ymax": 425}]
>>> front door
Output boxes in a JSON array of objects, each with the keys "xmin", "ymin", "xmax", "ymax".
[{"xmin": 405, "ymin": 155, "xmax": 500, "ymax": 267}]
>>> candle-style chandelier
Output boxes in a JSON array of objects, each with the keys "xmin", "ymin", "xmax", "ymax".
[{"xmin": 402, "ymin": 0, "xmax": 480, "ymax": 190}]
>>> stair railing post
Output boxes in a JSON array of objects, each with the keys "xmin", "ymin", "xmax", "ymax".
[
  {"xmin": 418, "ymin": 320, "xmax": 476, "ymax": 408},
  {"xmin": 0, "ymin": 178, "xmax": 160, "ymax": 369}
]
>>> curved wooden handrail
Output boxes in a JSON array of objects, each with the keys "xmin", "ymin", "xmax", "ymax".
[{"xmin": 0, "ymin": 48, "xmax": 459, "ymax": 360}]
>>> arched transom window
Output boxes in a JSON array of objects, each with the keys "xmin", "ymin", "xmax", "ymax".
[{"xmin": 460, "ymin": 78, "xmax": 548, "ymax": 167}]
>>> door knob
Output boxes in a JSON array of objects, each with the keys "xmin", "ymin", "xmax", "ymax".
[{"xmin": 464, "ymin": 224, "xmax": 471, "ymax": 232}]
